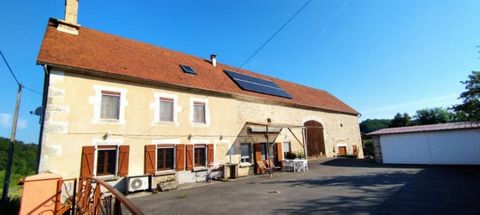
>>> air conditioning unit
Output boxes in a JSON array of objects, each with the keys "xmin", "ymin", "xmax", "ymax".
[{"xmin": 127, "ymin": 175, "xmax": 150, "ymax": 193}]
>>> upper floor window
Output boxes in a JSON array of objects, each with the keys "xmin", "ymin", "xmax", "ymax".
[
  {"xmin": 159, "ymin": 97, "xmax": 174, "ymax": 122},
  {"xmin": 193, "ymin": 102, "xmax": 206, "ymax": 124},
  {"xmin": 100, "ymin": 91, "xmax": 120, "ymax": 120}
]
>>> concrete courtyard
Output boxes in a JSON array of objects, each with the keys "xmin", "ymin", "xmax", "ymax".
[{"xmin": 131, "ymin": 158, "xmax": 480, "ymax": 214}]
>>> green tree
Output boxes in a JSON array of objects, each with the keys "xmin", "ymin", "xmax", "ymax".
[
  {"xmin": 390, "ymin": 112, "xmax": 412, "ymax": 127},
  {"xmin": 452, "ymin": 71, "xmax": 480, "ymax": 121},
  {"xmin": 359, "ymin": 119, "xmax": 391, "ymax": 133},
  {"xmin": 414, "ymin": 107, "xmax": 452, "ymax": 125}
]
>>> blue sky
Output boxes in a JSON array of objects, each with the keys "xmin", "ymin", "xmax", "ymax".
[{"xmin": 0, "ymin": 0, "xmax": 479, "ymax": 143}]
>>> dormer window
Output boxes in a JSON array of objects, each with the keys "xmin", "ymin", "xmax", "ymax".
[{"xmin": 180, "ymin": 65, "xmax": 196, "ymax": 75}]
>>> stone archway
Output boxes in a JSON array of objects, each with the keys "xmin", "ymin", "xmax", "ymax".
[{"xmin": 304, "ymin": 120, "xmax": 326, "ymax": 158}]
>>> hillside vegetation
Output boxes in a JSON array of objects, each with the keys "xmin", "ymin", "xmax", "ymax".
[{"xmin": 0, "ymin": 137, "xmax": 38, "ymax": 197}]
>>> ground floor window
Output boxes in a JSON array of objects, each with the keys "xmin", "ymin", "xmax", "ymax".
[
  {"xmin": 96, "ymin": 147, "xmax": 117, "ymax": 176},
  {"xmin": 194, "ymin": 146, "xmax": 206, "ymax": 167},
  {"xmin": 283, "ymin": 141, "xmax": 291, "ymax": 159},
  {"xmin": 241, "ymin": 144, "xmax": 251, "ymax": 163},
  {"xmin": 157, "ymin": 147, "xmax": 174, "ymax": 171},
  {"xmin": 260, "ymin": 143, "xmax": 267, "ymax": 160}
]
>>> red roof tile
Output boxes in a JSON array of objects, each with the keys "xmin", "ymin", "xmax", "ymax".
[
  {"xmin": 367, "ymin": 122, "xmax": 480, "ymax": 136},
  {"xmin": 37, "ymin": 20, "xmax": 359, "ymax": 115}
]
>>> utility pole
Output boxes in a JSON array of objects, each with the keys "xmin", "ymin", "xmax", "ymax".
[{"xmin": 1, "ymin": 84, "xmax": 22, "ymax": 203}]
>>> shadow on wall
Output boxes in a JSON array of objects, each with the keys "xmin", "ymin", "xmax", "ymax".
[{"xmin": 269, "ymin": 159, "xmax": 480, "ymax": 214}]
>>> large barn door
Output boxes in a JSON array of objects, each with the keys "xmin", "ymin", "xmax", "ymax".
[{"xmin": 304, "ymin": 120, "xmax": 326, "ymax": 158}]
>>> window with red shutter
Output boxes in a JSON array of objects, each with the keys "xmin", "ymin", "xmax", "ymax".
[
  {"xmin": 145, "ymin": 145, "xmax": 156, "ymax": 174},
  {"xmin": 117, "ymin": 145, "xmax": 129, "ymax": 176},
  {"xmin": 80, "ymin": 146, "xmax": 95, "ymax": 177}
]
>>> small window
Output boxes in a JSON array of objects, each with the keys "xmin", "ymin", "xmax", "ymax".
[
  {"xmin": 100, "ymin": 91, "xmax": 120, "ymax": 120},
  {"xmin": 193, "ymin": 102, "xmax": 206, "ymax": 124},
  {"xmin": 97, "ymin": 148, "xmax": 117, "ymax": 176},
  {"xmin": 159, "ymin": 97, "xmax": 174, "ymax": 122},
  {"xmin": 180, "ymin": 65, "xmax": 196, "ymax": 75},
  {"xmin": 157, "ymin": 147, "xmax": 174, "ymax": 171},
  {"xmin": 194, "ymin": 146, "xmax": 206, "ymax": 167},
  {"xmin": 283, "ymin": 141, "xmax": 291, "ymax": 159},
  {"xmin": 240, "ymin": 144, "xmax": 251, "ymax": 163}
]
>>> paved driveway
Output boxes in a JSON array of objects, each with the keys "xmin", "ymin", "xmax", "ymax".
[{"xmin": 131, "ymin": 158, "xmax": 480, "ymax": 214}]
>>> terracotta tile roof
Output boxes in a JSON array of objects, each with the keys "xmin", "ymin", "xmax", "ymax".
[
  {"xmin": 367, "ymin": 122, "xmax": 480, "ymax": 136},
  {"xmin": 37, "ymin": 19, "xmax": 359, "ymax": 115}
]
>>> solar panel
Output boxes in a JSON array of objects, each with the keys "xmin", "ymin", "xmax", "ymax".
[
  {"xmin": 224, "ymin": 70, "xmax": 292, "ymax": 99},
  {"xmin": 180, "ymin": 65, "xmax": 196, "ymax": 74}
]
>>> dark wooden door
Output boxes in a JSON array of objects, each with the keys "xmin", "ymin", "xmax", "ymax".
[
  {"xmin": 338, "ymin": 146, "xmax": 347, "ymax": 156},
  {"xmin": 305, "ymin": 120, "xmax": 325, "ymax": 158}
]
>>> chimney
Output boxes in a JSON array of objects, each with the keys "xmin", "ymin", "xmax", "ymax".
[
  {"xmin": 64, "ymin": 0, "xmax": 79, "ymax": 25},
  {"xmin": 210, "ymin": 54, "xmax": 217, "ymax": 67},
  {"xmin": 56, "ymin": 0, "xmax": 80, "ymax": 35}
]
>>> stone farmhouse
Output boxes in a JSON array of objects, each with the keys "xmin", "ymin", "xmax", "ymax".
[{"xmin": 36, "ymin": 0, "xmax": 363, "ymax": 191}]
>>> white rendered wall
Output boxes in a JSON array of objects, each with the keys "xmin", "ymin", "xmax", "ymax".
[{"xmin": 380, "ymin": 129, "xmax": 480, "ymax": 165}]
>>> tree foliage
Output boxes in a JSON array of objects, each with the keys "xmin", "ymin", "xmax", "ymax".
[
  {"xmin": 360, "ymin": 119, "xmax": 391, "ymax": 133},
  {"xmin": 413, "ymin": 107, "xmax": 453, "ymax": 125},
  {"xmin": 0, "ymin": 137, "xmax": 38, "ymax": 176},
  {"xmin": 452, "ymin": 71, "xmax": 480, "ymax": 121},
  {"xmin": 390, "ymin": 113, "xmax": 412, "ymax": 127}
]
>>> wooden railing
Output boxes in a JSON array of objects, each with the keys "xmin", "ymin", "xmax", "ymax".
[{"xmin": 75, "ymin": 177, "xmax": 143, "ymax": 215}]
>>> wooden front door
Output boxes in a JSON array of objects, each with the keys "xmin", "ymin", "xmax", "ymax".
[
  {"xmin": 304, "ymin": 120, "xmax": 325, "ymax": 158},
  {"xmin": 338, "ymin": 146, "xmax": 347, "ymax": 157}
]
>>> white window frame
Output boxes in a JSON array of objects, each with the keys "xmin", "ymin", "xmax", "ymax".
[
  {"xmin": 189, "ymin": 97, "xmax": 210, "ymax": 127},
  {"xmin": 155, "ymin": 144, "xmax": 176, "ymax": 173},
  {"xmin": 90, "ymin": 85, "xmax": 128, "ymax": 124},
  {"xmin": 152, "ymin": 92, "xmax": 179, "ymax": 126},
  {"xmin": 94, "ymin": 146, "xmax": 118, "ymax": 177},
  {"xmin": 92, "ymin": 139, "xmax": 123, "ymax": 178}
]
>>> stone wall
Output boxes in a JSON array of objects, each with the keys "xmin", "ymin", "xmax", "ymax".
[{"xmin": 38, "ymin": 69, "xmax": 363, "ymax": 182}]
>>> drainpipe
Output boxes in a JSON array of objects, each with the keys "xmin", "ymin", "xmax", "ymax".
[{"xmin": 35, "ymin": 64, "xmax": 50, "ymax": 173}]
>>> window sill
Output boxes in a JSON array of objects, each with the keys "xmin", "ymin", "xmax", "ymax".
[
  {"xmin": 153, "ymin": 121, "xmax": 176, "ymax": 125},
  {"xmin": 191, "ymin": 123, "xmax": 208, "ymax": 127},
  {"xmin": 192, "ymin": 167, "xmax": 208, "ymax": 172},
  {"xmin": 154, "ymin": 170, "xmax": 176, "ymax": 176},
  {"xmin": 95, "ymin": 175, "xmax": 120, "ymax": 181},
  {"xmin": 93, "ymin": 119, "xmax": 125, "ymax": 125}
]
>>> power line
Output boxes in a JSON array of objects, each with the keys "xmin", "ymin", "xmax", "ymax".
[
  {"xmin": 0, "ymin": 50, "xmax": 21, "ymax": 85},
  {"xmin": 0, "ymin": 50, "xmax": 43, "ymax": 95},
  {"xmin": 23, "ymin": 86, "xmax": 42, "ymax": 95},
  {"xmin": 236, "ymin": 0, "xmax": 313, "ymax": 71}
]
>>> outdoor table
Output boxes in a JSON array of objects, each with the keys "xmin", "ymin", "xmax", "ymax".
[{"xmin": 282, "ymin": 159, "xmax": 308, "ymax": 172}]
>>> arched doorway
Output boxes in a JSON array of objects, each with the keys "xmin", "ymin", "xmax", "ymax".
[{"xmin": 304, "ymin": 120, "xmax": 326, "ymax": 158}]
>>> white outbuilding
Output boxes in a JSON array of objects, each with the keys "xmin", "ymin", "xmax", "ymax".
[{"xmin": 368, "ymin": 122, "xmax": 480, "ymax": 165}]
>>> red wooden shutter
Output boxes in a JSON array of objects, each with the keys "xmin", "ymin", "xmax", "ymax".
[
  {"xmin": 117, "ymin": 145, "xmax": 129, "ymax": 176},
  {"xmin": 254, "ymin": 144, "xmax": 262, "ymax": 162},
  {"xmin": 186, "ymin": 145, "xmax": 194, "ymax": 170},
  {"xmin": 176, "ymin": 144, "xmax": 185, "ymax": 171},
  {"xmin": 207, "ymin": 144, "xmax": 214, "ymax": 166},
  {"xmin": 145, "ymin": 145, "xmax": 156, "ymax": 174},
  {"xmin": 80, "ymin": 146, "xmax": 95, "ymax": 177},
  {"xmin": 276, "ymin": 142, "xmax": 283, "ymax": 161}
]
